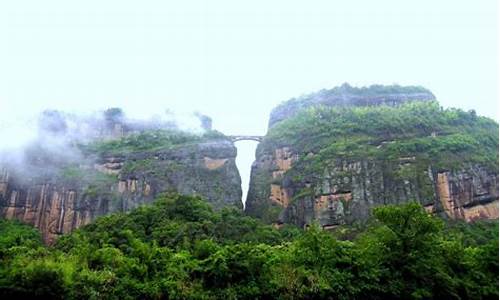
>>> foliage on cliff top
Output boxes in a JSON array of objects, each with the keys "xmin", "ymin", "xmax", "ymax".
[
  {"xmin": 262, "ymin": 101, "xmax": 499, "ymax": 172},
  {"xmin": 272, "ymin": 83, "xmax": 434, "ymax": 114},
  {"xmin": 81, "ymin": 129, "xmax": 228, "ymax": 155},
  {"xmin": 0, "ymin": 196, "xmax": 498, "ymax": 299}
]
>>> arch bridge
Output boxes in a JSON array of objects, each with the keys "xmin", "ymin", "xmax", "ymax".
[{"xmin": 228, "ymin": 135, "xmax": 263, "ymax": 142}]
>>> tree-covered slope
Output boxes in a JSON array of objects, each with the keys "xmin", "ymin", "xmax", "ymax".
[{"xmin": 0, "ymin": 195, "xmax": 497, "ymax": 299}]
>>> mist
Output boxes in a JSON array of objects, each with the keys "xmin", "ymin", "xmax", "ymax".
[{"xmin": 0, "ymin": 108, "xmax": 211, "ymax": 178}]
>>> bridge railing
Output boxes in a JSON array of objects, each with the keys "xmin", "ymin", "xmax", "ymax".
[{"xmin": 228, "ymin": 135, "xmax": 263, "ymax": 142}]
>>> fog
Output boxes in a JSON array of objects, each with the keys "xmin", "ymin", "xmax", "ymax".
[{"xmin": 0, "ymin": 108, "xmax": 209, "ymax": 179}]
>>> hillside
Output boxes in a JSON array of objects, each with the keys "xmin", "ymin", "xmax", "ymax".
[{"xmin": 0, "ymin": 194, "xmax": 497, "ymax": 299}]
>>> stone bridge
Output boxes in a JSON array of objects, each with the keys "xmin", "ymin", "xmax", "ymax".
[{"xmin": 228, "ymin": 135, "xmax": 263, "ymax": 142}]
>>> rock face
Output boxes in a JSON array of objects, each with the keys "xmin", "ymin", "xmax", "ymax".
[
  {"xmin": 0, "ymin": 111, "xmax": 241, "ymax": 244},
  {"xmin": 246, "ymin": 84, "xmax": 499, "ymax": 227}
]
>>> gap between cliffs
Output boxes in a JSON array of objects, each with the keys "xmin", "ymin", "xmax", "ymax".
[{"xmin": 233, "ymin": 140, "xmax": 259, "ymax": 208}]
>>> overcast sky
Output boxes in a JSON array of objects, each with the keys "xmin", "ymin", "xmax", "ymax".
[{"xmin": 0, "ymin": 0, "xmax": 498, "ymax": 203}]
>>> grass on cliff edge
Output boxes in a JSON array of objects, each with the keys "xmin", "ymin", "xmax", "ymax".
[
  {"xmin": 80, "ymin": 129, "xmax": 228, "ymax": 155},
  {"xmin": 261, "ymin": 100, "xmax": 499, "ymax": 173},
  {"xmin": 0, "ymin": 196, "xmax": 498, "ymax": 300},
  {"xmin": 272, "ymin": 83, "xmax": 433, "ymax": 113}
]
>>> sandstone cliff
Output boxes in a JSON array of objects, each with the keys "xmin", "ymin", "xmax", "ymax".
[
  {"xmin": 0, "ymin": 110, "xmax": 241, "ymax": 243},
  {"xmin": 246, "ymin": 84, "xmax": 499, "ymax": 227}
]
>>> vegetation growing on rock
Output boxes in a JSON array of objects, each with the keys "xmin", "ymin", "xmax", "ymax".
[
  {"xmin": 263, "ymin": 101, "xmax": 498, "ymax": 172},
  {"xmin": 273, "ymin": 83, "xmax": 432, "ymax": 113},
  {"xmin": 81, "ymin": 129, "xmax": 228, "ymax": 155},
  {"xmin": 268, "ymin": 83, "xmax": 436, "ymax": 127},
  {"xmin": 0, "ymin": 113, "xmax": 242, "ymax": 243},
  {"xmin": 247, "ymin": 98, "xmax": 499, "ymax": 226},
  {"xmin": 0, "ymin": 196, "xmax": 497, "ymax": 299}
]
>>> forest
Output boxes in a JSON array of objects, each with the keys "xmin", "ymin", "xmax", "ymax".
[{"xmin": 0, "ymin": 194, "xmax": 497, "ymax": 299}]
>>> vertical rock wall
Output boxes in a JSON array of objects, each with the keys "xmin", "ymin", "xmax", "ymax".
[
  {"xmin": 247, "ymin": 145, "xmax": 499, "ymax": 227},
  {"xmin": 0, "ymin": 140, "xmax": 242, "ymax": 243},
  {"xmin": 246, "ymin": 84, "xmax": 499, "ymax": 226}
]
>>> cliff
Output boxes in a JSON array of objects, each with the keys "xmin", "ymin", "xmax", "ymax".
[
  {"xmin": 0, "ymin": 111, "xmax": 241, "ymax": 243},
  {"xmin": 246, "ymin": 84, "xmax": 499, "ymax": 227}
]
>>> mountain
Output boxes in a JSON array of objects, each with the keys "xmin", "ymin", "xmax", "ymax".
[
  {"xmin": 2, "ymin": 85, "xmax": 498, "ymax": 244},
  {"xmin": 0, "ymin": 110, "xmax": 242, "ymax": 243},
  {"xmin": 0, "ymin": 85, "xmax": 498, "ymax": 298},
  {"xmin": 246, "ymin": 84, "xmax": 499, "ymax": 227}
]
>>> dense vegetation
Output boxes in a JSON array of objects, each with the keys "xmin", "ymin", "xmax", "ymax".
[
  {"xmin": 271, "ymin": 84, "xmax": 434, "ymax": 121},
  {"xmin": 264, "ymin": 101, "xmax": 498, "ymax": 171},
  {"xmin": 260, "ymin": 101, "xmax": 499, "ymax": 193},
  {"xmin": 250, "ymin": 101, "xmax": 499, "ymax": 222},
  {"xmin": 81, "ymin": 129, "xmax": 228, "ymax": 155},
  {"xmin": 0, "ymin": 195, "xmax": 497, "ymax": 299}
]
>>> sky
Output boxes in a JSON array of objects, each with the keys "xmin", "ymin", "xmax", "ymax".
[{"xmin": 0, "ymin": 0, "xmax": 498, "ymax": 203}]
